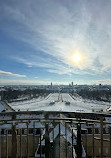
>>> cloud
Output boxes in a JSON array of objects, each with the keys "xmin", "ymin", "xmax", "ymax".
[
  {"xmin": 1, "ymin": 0, "xmax": 111, "ymax": 76},
  {"xmin": 14, "ymin": 56, "xmax": 94, "ymax": 75},
  {"xmin": 0, "ymin": 70, "xmax": 26, "ymax": 78}
]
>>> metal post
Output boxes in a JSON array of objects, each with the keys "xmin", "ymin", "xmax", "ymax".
[
  {"xmin": 53, "ymin": 123, "xmax": 54, "ymax": 142},
  {"xmin": 33, "ymin": 122, "xmax": 35, "ymax": 158},
  {"xmin": 100, "ymin": 117, "xmax": 103, "ymax": 158},
  {"xmin": 6, "ymin": 130, "xmax": 8, "ymax": 158},
  {"xmin": 85, "ymin": 130, "xmax": 87, "ymax": 157},
  {"xmin": 110, "ymin": 127, "xmax": 111, "ymax": 158},
  {"xmin": 12, "ymin": 125, "xmax": 17, "ymax": 158},
  {"xmin": 27, "ymin": 123, "xmax": 29, "ymax": 158},
  {"xmin": 72, "ymin": 129, "xmax": 73, "ymax": 158},
  {"xmin": 92, "ymin": 124, "xmax": 94, "ymax": 158},
  {"xmin": 65, "ymin": 122, "xmax": 67, "ymax": 158},
  {"xmin": 0, "ymin": 129, "xmax": 2, "ymax": 158},
  {"xmin": 40, "ymin": 128, "xmax": 42, "ymax": 158},
  {"xmin": 20, "ymin": 129, "xmax": 22, "ymax": 158},
  {"xmin": 59, "ymin": 122, "xmax": 60, "ymax": 158},
  {"xmin": 45, "ymin": 123, "xmax": 50, "ymax": 158},
  {"xmin": 77, "ymin": 123, "xmax": 82, "ymax": 158}
]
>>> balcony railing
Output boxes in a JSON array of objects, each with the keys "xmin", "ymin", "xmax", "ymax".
[{"xmin": 0, "ymin": 111, "xmax": 111, "ymax": 158}]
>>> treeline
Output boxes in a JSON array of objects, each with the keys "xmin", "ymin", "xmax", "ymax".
[
  {"xmin": 0, "ymin": 88, "xmax": 50, "ymax": 102},
  {"xmin": 76, "ymin": 89, "xmax": 111, "ymax": 102}
]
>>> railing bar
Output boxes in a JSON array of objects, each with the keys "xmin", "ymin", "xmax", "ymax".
[
  {"xmin": 94, "ymin": 137, "xmax": 110, "ymax": 142},
  {"xmin": 0, "ymin": 117, "xmax": 102, "ymax": 123},
  {"xmin": 1, "ymin": 110, "xmax": 111, "ymax": 118},
  {"xmin": 2, "ymin": 118, "xmax": 111, "ymax": 126}
]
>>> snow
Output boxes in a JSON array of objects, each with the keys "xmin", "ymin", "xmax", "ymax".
[
  {"xmin": 49, "ymin": 123, "xmax": 76, "ymax": 144},
  {"xmin": 0, "ymin": 102, "xmax": 5, "ymax": 112},
  {"xmin": 8, "ymin": 93, "xmax": 110, "ymax": 113}
]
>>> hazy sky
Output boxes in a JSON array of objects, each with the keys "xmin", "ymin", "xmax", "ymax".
[{"xmin": 0, "ymin": 0, "xmax": 111, "ymax": 85}]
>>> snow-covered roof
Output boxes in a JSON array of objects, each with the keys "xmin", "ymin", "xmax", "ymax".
[
  {"xmin": 49, "ymin": 122, "xmax": 77, "ymax": 145},
  {"xmin": 0, "ymin": 101, "xmax": 5, "ymax": 112}
]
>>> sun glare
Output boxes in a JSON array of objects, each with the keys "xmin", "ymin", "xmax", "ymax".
[
  {"xmin": 73, "ymin": 53, "xmax": 81, "ymax": 62},
  {"xmin": 69, "ymin": 51, "xmax": 84, "ymax": 68}
]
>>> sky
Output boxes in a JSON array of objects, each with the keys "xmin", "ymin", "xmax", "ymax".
[{"xmin": 0, "ymin": 0, "xmax": 111, "ymax": 85}]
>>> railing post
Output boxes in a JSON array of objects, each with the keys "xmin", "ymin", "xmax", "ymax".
[
  {"xmin": 0, "ymin": 129, "xmax": 2, "ymax": 158},
  {"xmin": 85, "ymin": 129, "xmax": 87, "ymax": 157},
  {"xmin": 40, "ymin": 128, "xmax": 42, "ymax": 158},
  {"xmin": 110, "ymin": 127, "xmax": 111, "ymax": 158},
  {"xmin": 27, "ymin": 122, "xmax": 29, "ymax": 158},
  {"xmin": 100, "ymin": 117, "xmax": 103, "ymax": 158},
  {"xmin": 65, "ymin": 122, "xmax": 67, "ymax": 158},
  {"xmin": 59, "ymin": 122, "xmax": 60, "ymax": 158},
  {"xmin": 45, "ymin": 123, "xmax": 50, "ymax": 158},
  {"xmin": 6, "ymin": 130, "xmax": 8, "ymax": 158},
  {"xmin": 53, "ymin": 122, "xmax": 54, "ymax": 142},
  {"xmin": 72, "ymin": 129, "xmax": 73, "ymax": 158},
  {"xmin": 20, "ymin": 129, "xmax": 22, "ymax": 158},
  {"xmin": 92, "ymin": 124, "xmax": 94, "ymax": 158},
  {"xmin": 65, "ymin": 121, "xmax": 70, "ymax": 158},
  {"xmin": 33, "ymin": 122, "xmax": 35, "ymax": 158},
  {"xmin": 77, "ymin": 123, "xmax": 82, "ymax": 158},
  {"xmin": 12, "ymin": 125, "xmax": 17, "ymax": 158}
]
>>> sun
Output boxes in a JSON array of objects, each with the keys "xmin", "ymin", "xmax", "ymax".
[
  {"xmin": 73, "ymin": 53, "xmax": 81, "ymax": 62},
  {"xmin": 69, "ymin": 50, "xmax": 84, "ymax": 68}
]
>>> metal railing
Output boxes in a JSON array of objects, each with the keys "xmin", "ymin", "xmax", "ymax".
[{"xmin": 0, "ymin": 111, "xmax": 111, "ymax": 158}]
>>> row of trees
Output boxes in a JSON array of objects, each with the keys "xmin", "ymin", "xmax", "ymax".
[
  {"xmin": 0, "ymin": 88, "xmax": 50, "ymax": 102},
  {"xmin": 76, "ymin": 89, "xmax": 111, "ymax": 102}
]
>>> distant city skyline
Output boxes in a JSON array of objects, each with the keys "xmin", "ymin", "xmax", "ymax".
[{"xmin": 0, "ymin": 0, "xmax": 111, "ymax": 85}]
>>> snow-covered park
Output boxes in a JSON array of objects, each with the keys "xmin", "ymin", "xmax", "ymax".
[{"xmin": 8, "ymin": 93, "xmax": 110, "ymax": 113}]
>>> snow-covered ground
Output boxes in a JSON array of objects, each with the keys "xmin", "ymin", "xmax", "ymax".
[{"xmin": 8, "ymin": 93, "xmax": 110, "ymax": 113}]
